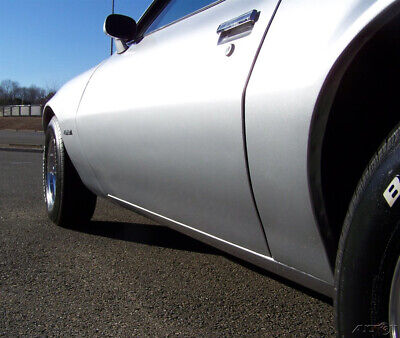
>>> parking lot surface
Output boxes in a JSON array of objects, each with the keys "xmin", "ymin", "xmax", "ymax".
[
  {"xmin": 0, "ymin": 130, "xmax": 44, "ymax": 146},
  {"xmin": 0, "ymin": 150, "xmax": 335, "ymax": 336}
]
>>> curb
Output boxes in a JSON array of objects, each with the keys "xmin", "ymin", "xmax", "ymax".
[
  {"xmin": 0, "ymin": 144, "xmax": 43, "ymax": 153},
  {"xmin": 0, "ymin": 129, "xmax": 43, "ymax": 133},
  {"xmin": 18, "ymin": 129, "xmax": 44, "ymax": 133}
]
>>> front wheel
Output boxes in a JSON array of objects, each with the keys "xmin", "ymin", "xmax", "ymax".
[{"xmin": 43, "ymin": 116, "xmax": 97, "ymax": 226}]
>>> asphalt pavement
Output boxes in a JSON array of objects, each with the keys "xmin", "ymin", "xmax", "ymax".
[
  {"xmin": 0, "ymin": 130, "xmax": 44, "ymax": 147},
  {"xmin": 0, "ymin": 150, "xmax": 335, "ymax": 336}
]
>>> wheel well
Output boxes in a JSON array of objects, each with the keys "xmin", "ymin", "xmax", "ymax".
[
  {"xmin": 313, "ymin": 12, "xmax": 400, "ymax": 268},
  {"xmin": 42, "ymin": 106, "xmax": 55, "ymax": 131}
]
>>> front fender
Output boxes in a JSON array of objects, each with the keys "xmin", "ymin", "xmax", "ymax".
[
  {"xmin": 44, "ymin": 65, "xmax": 98, "ymax": 129},
  {"xmin": 44, "ymin": 65, "xmax": 105, "ymax": 196}
]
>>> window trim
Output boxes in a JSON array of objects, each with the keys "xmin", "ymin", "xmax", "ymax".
[{"xmin": 136, "ymin": 0, "xmax": 225, "ymax": 39}]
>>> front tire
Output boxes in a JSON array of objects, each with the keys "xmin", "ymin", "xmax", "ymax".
[
  {"xmin": 43, "ymin": 116, "xmax": 96, "ymax": 226},
  {"xmin": 335, "ymin": 124, "xmax": 400, "ymax": 336}
]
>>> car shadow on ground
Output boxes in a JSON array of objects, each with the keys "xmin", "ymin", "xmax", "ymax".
[
  {"xmin": 68, "ymin": 219, "xmax": 333, "ymax": 305},
  {"xmin": 68, "ymin": 220, "xmax": 220, "ymax": 255}
]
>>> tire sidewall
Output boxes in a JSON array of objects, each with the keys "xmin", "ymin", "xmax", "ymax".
[{"xmin": 335, "ymin": 133, "xmax": 400, "ymax": 336}]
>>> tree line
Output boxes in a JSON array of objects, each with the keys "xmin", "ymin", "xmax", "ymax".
[{"xmin": 0, "ymin": 79, "xmax": 56, "ymax": 106}]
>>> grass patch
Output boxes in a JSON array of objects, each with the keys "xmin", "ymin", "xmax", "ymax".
[{"xmin": 0, "ymin": 117, "xmax": 42, "ymax": 131}]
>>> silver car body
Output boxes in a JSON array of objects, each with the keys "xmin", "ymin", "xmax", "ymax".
[{"xmin": 44, "ymin": 0, "xmax": 400, "ymax": 297}]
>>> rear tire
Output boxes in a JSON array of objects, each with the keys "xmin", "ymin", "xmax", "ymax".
[
  {"xmin": 335, "ymin": 123, "xmax": 400, "ymax": 336},
  {"xmin": 43, "ymin": 116, "xmax": 96, "ymax": 226}
]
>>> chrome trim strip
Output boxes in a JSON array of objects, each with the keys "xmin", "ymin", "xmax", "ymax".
[
  {"xmin": 142, "ymin": 0, "xmax": 226, "ymax": 38},
  {"xmin": 107, "ymin": 194, "xmax": 334, "ymax": 297},
  {"xmin": 109, "ymin": 194, "xmax": 271, "ymax": 260}
]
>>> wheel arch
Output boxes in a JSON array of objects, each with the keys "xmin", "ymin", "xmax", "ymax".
[
  {"xmin": 42, "ymin": 105, "xmax": 55, "ymax": 131},
  {"xmin": 308, "ymin": 1, "xmax": 400, "ymax": 269},
  {"xmin": 41, "ymin": 101, "xmax": 105, "ymax": 198}
]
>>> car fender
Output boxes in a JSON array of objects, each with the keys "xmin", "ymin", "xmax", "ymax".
[
  {"xmin": 43, "ymin": 65, "xmax": 104, "ymax": 196},
  {"xmin": 308, "ymin": 0, "xmax": 400, "ymax": 265},
  {"xmin": 245, "ymin": 0, "xmax": 400, "ymax": 283}
]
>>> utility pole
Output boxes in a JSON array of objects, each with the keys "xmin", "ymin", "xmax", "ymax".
[{"xmin": 110, "ymin": 0, "xmax": 115, "ymax": 55}]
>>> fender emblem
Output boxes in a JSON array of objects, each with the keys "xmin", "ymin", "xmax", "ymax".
[{"xmin": 63, "ymin": 130, "xmax": 73, "ymax": 136}]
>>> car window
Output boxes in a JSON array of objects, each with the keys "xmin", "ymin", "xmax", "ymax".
[{"xmin": 145, "ymin": 0, "xmax": 219, "ymax": 35}]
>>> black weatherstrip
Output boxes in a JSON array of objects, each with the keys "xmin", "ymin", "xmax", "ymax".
[{"xmin": 241, "ymin": 0, "xmax": 282, "ymax": 256}]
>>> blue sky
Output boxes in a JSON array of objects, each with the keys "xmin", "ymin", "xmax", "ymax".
[{"xmin": 0, "ymin": 0, "xmax": 152, "ymax": 90}]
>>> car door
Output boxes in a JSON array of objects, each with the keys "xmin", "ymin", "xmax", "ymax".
[{"xmin": 76, "ymin": 0, "xmax": 279, "ymax": 256}]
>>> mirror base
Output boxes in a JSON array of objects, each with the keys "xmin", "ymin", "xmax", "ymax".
[{"xmin": 115, "ymin": 39, "xmax": 128, "ymax": 54}]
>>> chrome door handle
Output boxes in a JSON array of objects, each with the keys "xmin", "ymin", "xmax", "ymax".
[{"xmin": 217, "ymin": 10, "xmax": 260, "ymax": 35}]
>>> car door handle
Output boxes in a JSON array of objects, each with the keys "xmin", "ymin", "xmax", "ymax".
[
  {"xmin": 216, "ymin": 10, "xmax": 260, "ymax": 45},
  {"xmin": 217, "ymin": 10, "xmax": 260, "ymax": 35}
]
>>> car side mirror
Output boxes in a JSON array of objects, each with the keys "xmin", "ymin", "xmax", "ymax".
[{"xmin": 103, "ymin": 14, "xmax": 137, "ymax": 54}]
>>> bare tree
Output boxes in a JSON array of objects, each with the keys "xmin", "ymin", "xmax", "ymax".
[
  {"xmin": 0, "ymin": 79, "xmax": 54, "ymax": 105},
  {"xmin": 0, "ymin": 86, "xmax": 5, "ymax": 103},
  {"xmin": 1, "ymin": 80, "xmax": 19, "ymax": 103},
  {"xmin": 26, "ymin": 85, "xmax": 44, "ymax": 104}
]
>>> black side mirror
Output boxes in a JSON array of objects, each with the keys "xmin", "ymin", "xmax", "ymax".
[{"xmin": 103, "ymin": 14, "xmax": 137, "ymax": 53}]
